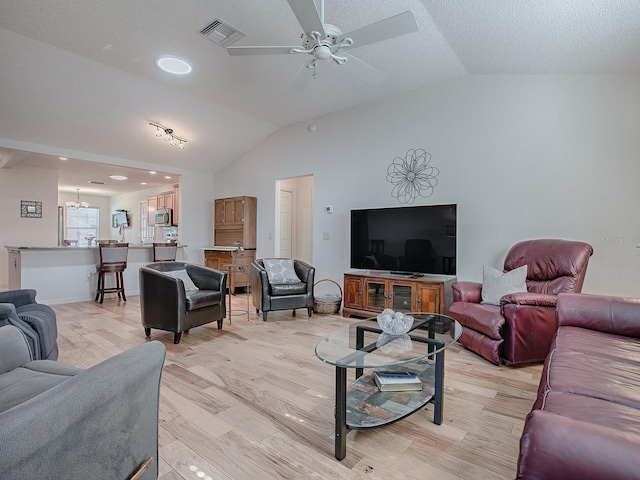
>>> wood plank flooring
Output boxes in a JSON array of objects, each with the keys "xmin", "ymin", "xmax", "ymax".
[{"xmin": 51, "ymin": 294, "xmax": 542, "ymax": 480}]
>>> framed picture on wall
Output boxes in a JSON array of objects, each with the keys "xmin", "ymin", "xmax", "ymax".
[{"xmin": 21, "ymin": 200, "xmax": 42, "ymax": 218}]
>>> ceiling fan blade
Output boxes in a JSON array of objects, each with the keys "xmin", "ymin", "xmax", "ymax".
[
  {"xmin": 341, "ymin": 53, "xmax": 386, "ymax": 86},
  {"xmin": 286, "ymin": 0, "xmax": 326, "ymax": 38},
  {"xmin": 337, "ymin": 11, "xmax": 418, "ymax": 50},
  {"xmin": 227, "ymin": 46, "xmax": 299, "ymax": 56},
  {"xmin": 288, "ymin": 61, "xmax": 314, "ymax": 93}
]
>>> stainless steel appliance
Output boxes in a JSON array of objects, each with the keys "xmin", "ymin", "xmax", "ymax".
[{"xmin": 154, "ymin": 208, "xmax": 172, "ymax": 226}]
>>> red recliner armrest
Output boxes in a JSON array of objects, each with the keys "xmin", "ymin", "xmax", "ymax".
[
  {"xmin": 500, "ymin": 293, "xmax": 558, "ymax": 365},
  {"xmin": 500, "ymin": 292, "xmax": 557, "ymax": 308},
  {"xmin": 451, "ymin": 281, "xmax": 482, "ymax": 303}
]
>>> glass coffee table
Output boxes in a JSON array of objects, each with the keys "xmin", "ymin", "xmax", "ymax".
[{"xmin": 315, "ymin": 313, "xmax": 461, "ymax": 460}]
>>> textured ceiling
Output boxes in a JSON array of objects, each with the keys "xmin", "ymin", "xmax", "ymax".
[{"xmin": 0, "ymin": 0, "xmax": 638, "ymax": 194}]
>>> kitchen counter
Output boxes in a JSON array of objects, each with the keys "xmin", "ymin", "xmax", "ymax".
[
  {"xmin": 6, "ymin": 244, "xmax": 186, "ymax": 304},
  {"xmin": 7, "ymin": 244, "xmax": 186, "ymax": 250}
]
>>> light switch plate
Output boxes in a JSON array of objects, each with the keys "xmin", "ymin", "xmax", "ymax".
[{"xmin": 325, "ymin": 205, "xmax": 333, "ymax": 214}]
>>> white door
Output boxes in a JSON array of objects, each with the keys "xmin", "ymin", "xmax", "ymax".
[{"xmin": 279, "ymin": 190, "xmax": 293, "ymax": 258}]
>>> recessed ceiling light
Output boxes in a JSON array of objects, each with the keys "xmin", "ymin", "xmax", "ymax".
[
  {"xmin": 165, "ymin": 176, "xmax": 172, "ymax": 179},
  {"xmin": 155, "ymin": 56, "xmax": 192, "ymax": 75},
  {"xmin": 140, "ymin": 182, "xmax": 147, "ymax": 185},
  {"xmin": 109, "ymin": 175, "xmax": 128, "ymax": 181},
  {"xmin": 149, "ymin": 171, "xmax": 157, "ymax": 175},
  {"xmin": 59, "ymin": 157, "xmax": 68, "ymax": 160}
]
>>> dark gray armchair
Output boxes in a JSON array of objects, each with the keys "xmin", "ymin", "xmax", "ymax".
[
  {"xmin": 139, "ymin": 262, "xmax": 227, "ymax": 344},
  {"xmin": 251, "ymin": 258, "xmax": 315, "ymax": 321},
  {"xmin": 0, "ymin": 289, "xmax": 58, "ymax": 360},
  {"xmin": 0, "ymin": 325, "xmax": 166, "ymax": 480}
]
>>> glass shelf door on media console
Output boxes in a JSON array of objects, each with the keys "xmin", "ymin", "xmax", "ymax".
[
  {"xmin": 364, "ymin": 280, "xmax": 413, "ymax": 312},
  {"xmin": 392, "ymin": 284, "xmax": 412, "ymax": 310},
  {"xmin": 366, "ymin": 280, "xmax": 386, "ymax": 310}
]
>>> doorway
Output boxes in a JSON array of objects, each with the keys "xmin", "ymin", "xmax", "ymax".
[{"xmin": 276, "ymin": 175, "xmax": 313, "ymax": 264}]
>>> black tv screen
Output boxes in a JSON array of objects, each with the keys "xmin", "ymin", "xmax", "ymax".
[{"xmin": 350, "ymin": 204, "xmax": 457, "ymax": 275}]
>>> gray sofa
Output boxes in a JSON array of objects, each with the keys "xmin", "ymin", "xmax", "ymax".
[
  {"xmin": 0, "ymin": 325, "xmax": 166, "ymax": 480},
  {"xmin": 0, "ymin": 289, "xmax": 58, "ymax": 360},
  {"xmin": 140, "ymin": 261, "xmax": 227, "ymax": 344}
]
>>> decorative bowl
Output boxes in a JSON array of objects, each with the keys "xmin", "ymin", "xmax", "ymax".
[
  {"xmin": 376, "ymin": 309, "xmax": 414, "ymax": 335},
  {"xmin": 376, "ymin": 333, "xmax": 413, "ymax": 354}
]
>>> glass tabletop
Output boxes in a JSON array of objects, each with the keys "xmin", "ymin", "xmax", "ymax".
[{"xmin": 315, "ymin": 313, "xmax": 461, "ymax": 369}]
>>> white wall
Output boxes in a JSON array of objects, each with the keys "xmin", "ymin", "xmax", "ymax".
[
  {"xmin": 214, "ymin": 75, "xmax": 640, "ymax": 297},
  {"xmin": 177, "ymin": 170, "xmax": 217, "ymax": 265},
  {"xmin": 0, "ymin": 165, "xmax": 59, "ymax": 289}
]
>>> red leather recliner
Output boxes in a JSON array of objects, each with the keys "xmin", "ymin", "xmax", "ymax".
[{"xmin": 448, "ymin": 239, "xmax": 593, "ymax": 365}]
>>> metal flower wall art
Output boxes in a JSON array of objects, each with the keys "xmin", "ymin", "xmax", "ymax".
[{"xmin": 386, "ymin": 149, "xmax": 439, "ymax": 204}]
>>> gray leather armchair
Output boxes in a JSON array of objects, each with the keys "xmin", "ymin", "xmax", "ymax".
[
  {"xmin": 0, "ymin": 325, "xmax": 166, "ymax": 480},
  {"xmin": 251, "ymin": 258, "xmax": 315, "ymax": 321},
  {"xmin": 139, "ymin": 262, "xmax": 227, "ymax": 344},
  {"xmin": 0, "ymin": 289, "xmax": 58, "ymax": 360}
]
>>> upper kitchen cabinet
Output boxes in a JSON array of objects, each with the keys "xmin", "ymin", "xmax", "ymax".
[
  {"xmin": 147, "ymin": 186, "xmax": 179, "ymax": 226},
  {"xmin": 214, "ymin": 196, "xmax": 256, "ymax": 248}
]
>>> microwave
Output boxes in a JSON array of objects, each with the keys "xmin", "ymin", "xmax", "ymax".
[{"xmin": 154, "ymin": 208, "xmax": 172, "ymax": 226}]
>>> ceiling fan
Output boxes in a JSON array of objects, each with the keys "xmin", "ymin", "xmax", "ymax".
[{"xmin": 227, "ymin": 0, "xmax": 418, "ymax": 90}]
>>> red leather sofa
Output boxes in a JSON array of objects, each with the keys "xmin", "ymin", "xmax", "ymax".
[{"xmin": 517, "ymin": 293, "xmax": 640, "ymax": 479}]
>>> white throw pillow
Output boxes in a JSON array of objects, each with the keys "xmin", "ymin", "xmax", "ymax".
[
  {"xmin": 166, "ymin": 269, "xmax": 199, "ymax": 291},
  {"xmin": 263, "ymin": 259, "xmax": 301, "ymax": 283},
  {"xmin": 481, "ymin": 265, "xmax": 528, "ymax": 305}
]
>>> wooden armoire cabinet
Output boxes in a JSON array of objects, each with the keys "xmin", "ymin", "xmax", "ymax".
[{"xmin": 205, "ymin": 196, "xmax": 257, "ymax": 292}]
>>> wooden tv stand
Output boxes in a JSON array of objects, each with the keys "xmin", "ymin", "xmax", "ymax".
[{"xmin": 343, "ymin": 271, "xmax": 455, "ymax": 318}]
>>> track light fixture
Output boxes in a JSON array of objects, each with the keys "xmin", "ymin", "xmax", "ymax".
[{"xmin": 149, "ymin": 122, "xmax": 187, "ymax": 150}]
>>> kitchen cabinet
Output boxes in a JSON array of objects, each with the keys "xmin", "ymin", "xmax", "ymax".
[
  {"xmin": 204, "ymin": 249, "xmax": 255, "ymax": 292},
  {"xmin": 342, "ymin": 271, "xmax": 454, "ymax": 317},
  {"xmin": 213, "ymin": 196, "xmax": 256, "ymax": 249},
  {"xmin": 147, "ymin": 196, "xmax": 158, "ymax": 225},
  {"xmin": 214, "ymin": 196, "xmax": 248, "ymax": 227},
  {"xmin": 147, "ymin": 188, "xmax": 178, "ymax": 226},
  {"xmin": 173, "ymin": 184, "xmax": 179, "ymax": 225}
]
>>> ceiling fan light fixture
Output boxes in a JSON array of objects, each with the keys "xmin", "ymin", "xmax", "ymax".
[
  {"xmin": 313, "ymin": 45, "xmax": 332, "ymax": 60},
  {"xmin": 226, "ymin": 1, "xmax": 418, "ymax": 87}
]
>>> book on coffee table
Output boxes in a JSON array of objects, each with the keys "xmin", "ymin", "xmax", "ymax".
[{"xmin": 373, "ymin": 371, "xmax": 422, "ymax": 392}]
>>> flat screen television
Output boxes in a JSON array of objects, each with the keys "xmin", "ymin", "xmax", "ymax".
[
  {"xmin": 112, "ymin": 211, "xmax": 129, "ymax": 228},
  {"xmin": 350, "ymin": 204, "xmax": 457, "ymax": 275}
]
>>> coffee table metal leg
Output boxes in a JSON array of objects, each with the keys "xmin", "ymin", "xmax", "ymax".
[
  {"xmin": 433, "ymin": 350, "xmax": 444, "ymax": 424},
  {"xmin": 335, "ymin": 365, "xmax": 347, "ymax": 460}
]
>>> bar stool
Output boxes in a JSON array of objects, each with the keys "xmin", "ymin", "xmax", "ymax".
[
  {"xmin": 95, "ymin": 243, "xmax": 129, "ymax": 304},
  {"xmin": 153, "ymin": 242, "xmax": 177, "ymax": 262}
]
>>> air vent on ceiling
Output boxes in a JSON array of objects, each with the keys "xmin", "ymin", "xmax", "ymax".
[
  {"xmin": 200, "ymin": 18, "xmax": 245, "ymax": 47},
  {"xmin": 88, "ymin": 180, "xmax": 105, "ymax": 185}
]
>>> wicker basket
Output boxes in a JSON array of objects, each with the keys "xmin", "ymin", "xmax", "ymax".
[{"xmin": 313, "ymin": 279, "xmax": 342, "ymax": 314}]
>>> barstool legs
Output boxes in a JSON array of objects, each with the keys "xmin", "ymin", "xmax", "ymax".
[{"xmin": 95, "ymin": 270, "xmax": 126, "ymax": 304}]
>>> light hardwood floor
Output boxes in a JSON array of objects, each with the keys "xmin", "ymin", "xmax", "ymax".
[{"xmin": 52, "ymin": 294, "xmax": 542, "ymax": 480}]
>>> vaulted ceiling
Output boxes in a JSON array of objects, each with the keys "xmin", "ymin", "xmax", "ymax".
[{"xmin": 1, "ymin": 0, "xmax": 638, "ymax": 193}]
